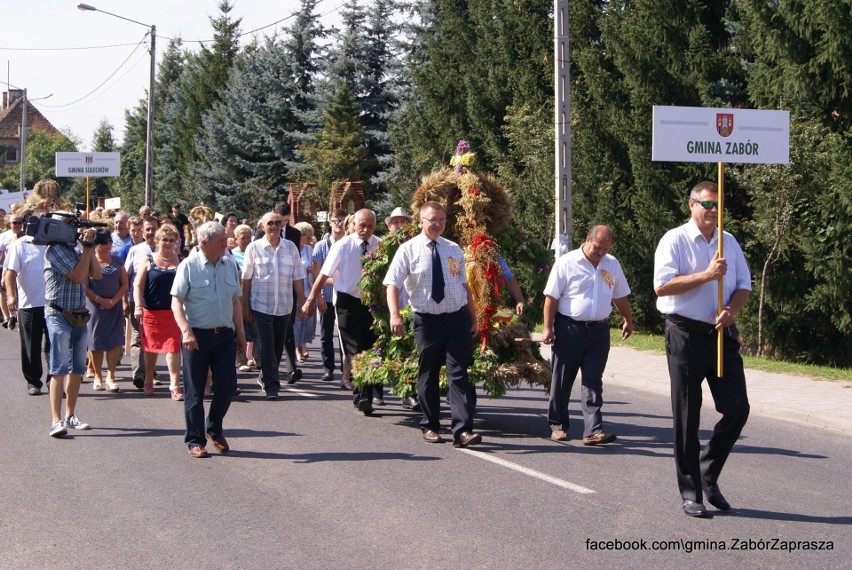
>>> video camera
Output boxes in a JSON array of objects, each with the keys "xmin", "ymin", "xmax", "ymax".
[{"xmin": 25, "ymin": 203, "xmax": 110, "ymax": 247}]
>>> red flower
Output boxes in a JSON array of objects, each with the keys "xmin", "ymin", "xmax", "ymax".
[{"xmin": 469, "ymin": 186, "xmax": 481, "ymax": 196}]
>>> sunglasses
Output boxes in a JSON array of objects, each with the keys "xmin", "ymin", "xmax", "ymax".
[
  {"xmin": 11, "ymin": 221, "xmax": 22, "ymax": 225},
  {"xmin": 693, "ymin": 200, "xmax": 719, "ymax": 210},
  {"xmin": 266, "ymin": 220, "xmax": 282, "ymax": 226}
]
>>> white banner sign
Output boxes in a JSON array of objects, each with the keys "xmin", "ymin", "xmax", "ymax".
[
  {"xmin": 652, "ymin": 106, "xmax": 789, "ymax": 164},
  {"xmin": 55, "ymin": 152, "xmax": 121, "ymax": 177},
  {"xmin": 104, "ymin": 197, "xmax": 121, "ymax": 209},
  {"xmin": 0, "ymin": 190, "xmax": 30, "ymax": 212}
]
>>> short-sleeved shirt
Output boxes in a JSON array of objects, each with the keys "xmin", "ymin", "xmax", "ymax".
[
  {"xmin": 171, "ymin": 249, "xmax": 242, "ymax": 330},
  {"xmin": 384, "ymin": 233, "xmax": 469, "ymax": 315},
  {"xmin": 6, "ymin": 236, "xmax": 47, "ymax": 308},
  {"xmin": 498, "ymin": 255, "xmax": 514, "ymax": 282},
  {"xmin": 311, "ymin": 235, "xmax": 338, "ymax": 302},
  {"xmin": 44, "ymin": 243, "xmax": 87, "ymax": 314},
  {"xmin": 320, "ymin": 233, "xmax": 381, "ymax": 299},
  {"xmin": 654, "ymin": 220, "xmax": 751, "ymax": 324},
  {"xmin": 241, "ymin": 236, "xmax": 304, "ymax": 316},
  {"xmin": 125, "ymin": 243, "xmax": 154, "ymax": 300},
  {"xmin": 111, "ymin": 232, "xmax": 131, "ymax": 256},
  {"xmin": 543, "ymin": 247, "xmax": 631, "ymax": 321}
]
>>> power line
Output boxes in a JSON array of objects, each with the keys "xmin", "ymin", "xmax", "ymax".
[
  {"xmin": 38, "ymin": 34, "xmax": 150, "ymax": 110},
  {"xmin": 0, "ymin": 42, "xmax": 142, "ymax": 52}
]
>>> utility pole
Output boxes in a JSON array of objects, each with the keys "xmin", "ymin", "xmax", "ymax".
[
  {"xmin": 19, "ymin": 88, "xmax": 27, "ymax": 192},
  {"xmin": 553, "ymin": 0, "xmax": 572, "ymax": 256}
]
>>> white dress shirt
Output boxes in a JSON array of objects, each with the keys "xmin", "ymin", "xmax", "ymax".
[
  {"xmin": 543, "ymin": 247, "xmax": 631, "ymax": 321},
  {"xmin": 654, "ymin": 219, "xmax": 752, "ymax": 324},
  {"xmin": 320, "ymin": 233, "xmax": 381, "ymax": 298}
]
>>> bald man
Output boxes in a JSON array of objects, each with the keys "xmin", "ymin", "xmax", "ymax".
[{"xmin": 541, "ymin": 225, "xmax": 633, "ymax": 446}]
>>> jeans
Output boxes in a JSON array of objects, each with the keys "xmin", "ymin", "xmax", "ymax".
[
  {"xmin": 45, "ymin": 312, "xmax": 88, "ymax": 376},
  {"xmin": 182, "ymin": 328, "xmax": 237, "ymax": 448}
]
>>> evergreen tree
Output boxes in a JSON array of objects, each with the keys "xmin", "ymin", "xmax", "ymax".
[
  {"xmin": 568, "ymin": 0, "xmax": 743, "ymax": 328},
  {"xmin": 153, "ymin": 38, "xmax": 189, "ymax": 210},
  {"xmin": 178, "ymin": 1, "xmax": 242, "ymax": 172},
  {"xmin": 301, "ymin": 83, "xmax": 367, "ymax": 207},
  {"xmin": 89, "ymin": 119, "xmax": 118, "ymax": 208},
  {"xmin": 116, "ymin": 104, "xmax": 147, "ymax": 211},
  {"xmin": 327, "ymin": 0, "xmax": 368, "ymax": 93},
  {"xmin": 734, "ymin": 0, "xmax": 852, "ymax": 133},
  {"xmin": 193, "ymin": 39, "xmax": 303, "ymax": 218}
]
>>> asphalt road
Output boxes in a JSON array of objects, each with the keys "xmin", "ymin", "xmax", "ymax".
[{"xmin": 0, "ymin": 328, "xmax": 849, "ymax": 569}]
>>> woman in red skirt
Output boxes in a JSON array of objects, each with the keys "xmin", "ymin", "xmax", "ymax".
[{"xmin": 134, "ymin": 224, "xmax": 183, "ymax": 399}]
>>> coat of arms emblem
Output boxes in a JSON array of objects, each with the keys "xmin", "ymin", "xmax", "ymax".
[{"xmin": 716, "ymin": 113, "xmax": 734, "ymax": 137}]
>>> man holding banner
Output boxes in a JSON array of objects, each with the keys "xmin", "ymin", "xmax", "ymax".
[{"xmin": 653, "ymin": 181, "xmax": 751, "ymax": 518}]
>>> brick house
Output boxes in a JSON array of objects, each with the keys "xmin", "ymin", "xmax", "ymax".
[
  {"xmin": 0, "ymin": 89, "xmax": 59, "ymax": 165},
  {"xmin": 288, "ymin": 180, "xmax": 365, "ymax": 224}
]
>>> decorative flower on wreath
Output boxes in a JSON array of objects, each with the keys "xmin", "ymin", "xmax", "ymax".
[{"xmin": 352, "ymin": 140, "xmax": 552, "ymax": 397}]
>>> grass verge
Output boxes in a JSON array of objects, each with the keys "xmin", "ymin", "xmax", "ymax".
[{"xmin": 609, "ymin": 330, "xmax": 852, "ymax": 382}]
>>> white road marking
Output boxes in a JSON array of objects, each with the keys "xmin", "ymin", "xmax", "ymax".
[
  {"xmin": 457, "ymin": 448, "xmax": 596, "ymax": 494},
  {"xmin": 283, "ymin": 387, "xmax": 320, "ymax": 398}
]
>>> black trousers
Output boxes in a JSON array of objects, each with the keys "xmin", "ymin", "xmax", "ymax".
[
  {"xmin": 547, "ymin": 314, "xmax": 610, "ymax": 437},
  {"xmin": 283, "ymin": 291, "xmax": 298, "ymax": 374},
  {"xmin": 413, "ymin": 309, "xmax": 475, "ymax": 438},
  {"xmin": 335, "ymin": 292, "xmax": 378, "ymax": 403},
  {"xmin": 319, "ymin": 305, "xmax": 337, "ymax": 374},
  {"xmin": 252, "ymin": 310, "xmax": 291, "ymax": 394},
  {"xmin": 665, "ymin": 317, "xmax": 750, "ymax": 502},
  {"xmin": 18, "ymin": 306, "xmax": 50, "ymax": 388}
]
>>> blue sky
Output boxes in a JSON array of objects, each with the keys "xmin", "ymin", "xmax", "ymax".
[{"xmin": 2, "ymin": 0, "xmax": 342, "ymax": 149}]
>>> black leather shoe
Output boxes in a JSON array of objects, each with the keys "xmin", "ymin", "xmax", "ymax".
[
  {"xmin": 287, "ymin": 369, "xmax": 302, "ymax": 384},
  {"xmin": 357, "ymin": 399, "xmax": 373, "ymax": 416},
  {"xmin": 321, "ymin": 370, "xmax": 333, "ymax": 382},
  {"xmin": 453, "ymin": 431, "xmax": 482, "ymax": 448},
  {"xmin": 682, "ymin": 500, "xmax": 708, "ymax": 517},
  {"xmin": 402, "ymin": 396, "xmax": 420, "ymax": 411},
  {"xmin": 422, "ymin": 430, "xmax": 444, "ymax": 443},
  {"xmin": 704, "ymin": 483, "xmax": 731, "ymax": 511}
]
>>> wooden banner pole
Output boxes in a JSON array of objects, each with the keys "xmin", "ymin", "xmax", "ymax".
[{"xmin": 717, "ymin": 162, "xmax": 725, "ymax": 378}]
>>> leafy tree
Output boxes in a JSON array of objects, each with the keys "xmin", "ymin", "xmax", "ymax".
[{"xmin": 0, "ymin": 129, "xmax": 78, "ymax": 193}]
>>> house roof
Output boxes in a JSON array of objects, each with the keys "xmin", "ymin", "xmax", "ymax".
[{"xmin": 0, "ymin": 97, "xmax": 59, "ymax": 139}]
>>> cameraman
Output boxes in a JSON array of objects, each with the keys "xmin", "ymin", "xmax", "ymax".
[{"xmin": 44, "ymin": 217, "xmax": 102, "ymax": 438}]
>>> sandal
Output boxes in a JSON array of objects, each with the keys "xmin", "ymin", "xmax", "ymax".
[
  {"xmin": 170, "ymin": 387, "xmax": 184, "ymax": 401},
  {"xmin": 106, "ymin": 381, "xmax": 120, "ymax": 393},
  {"xmin": 93, "ymin": 382, "xmax": 104, "ymax": 391},
  {"xmin": 143, "ymin": 382, "xmax": 155, "ymax": 396}
]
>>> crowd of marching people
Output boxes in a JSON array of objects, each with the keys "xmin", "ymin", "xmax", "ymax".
[
  {"xmin": 5, "ymin": 177, "xmax": 752, "ymax": 517},
  {"xmin": 2, "ymin": 182, "xmax": 439, "ymax": 452}
]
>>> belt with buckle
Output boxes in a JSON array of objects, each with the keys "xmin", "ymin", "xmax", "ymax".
[
  {"xmin": 558, "ymin": 314, "xmax": 608, "ymax": 327},
  {"xmin": 194, "ymin": 326, "xmax": 232, "ymax": 334},
  {"xmin": 667, "ymin": 314, "xmax": 716, "ymax": 335}
]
